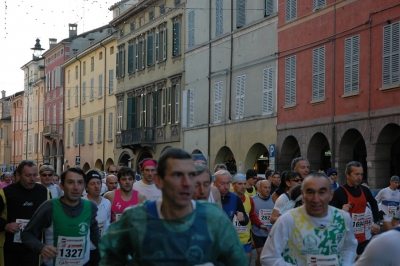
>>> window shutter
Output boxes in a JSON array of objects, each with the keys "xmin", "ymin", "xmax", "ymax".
[
  {"xmin": 121, "ymin": 49, "xmax": 125, "ymax": 77},
  {"xmin": 189, "ymin": 89, "xmax": 194, "ymax": 127},
  {"xmin": 89, "ymin": 118, "xmax": 93, "ymax": 143},
  {"xmin": 235, "ymin": 76, "xmax": 242, "ymax": 119},
  {"xmin": 182, "ymin": 90, "xmax": 188, "ymax": 128},
  {"xmin": 313, "ymin": 0, "xmax": 326, "ymax": 10},
  {"xmin": 188, "ymin": 11, "xmax": 195, "ymax": 48},
  {"xmin": 127, "ymin": 98, "xmax": 132, "ymax": 130},
  {"xmin": 173, "ymin": 23, "xmax": 180, "ymax": 56},
  {"xmin": 75, "ymin": 86, "xmax": 78, "ymax": 106},
  {"xmin": 98, "ymin": 115, "xmax": 102, "ymax": 142},
  {"xmin": 116, "ymin": 52, "xmax": 119, "ymax": 78},
  {"xmin": 236, "ymin": 0, "xmax": 246, "ymax": 28},
  {"xmin": 262, "ymin": 67, "xmax": 273, "ymax": 115},
  {"xmin": 285, "ymin": 56, "xmax": 296, "ymax": 105},
  {"xmin": 128, "ymin": 44, "xmax": 134, "ymax": 73},
  {"xmin": 265, "ymin": 0, "xmax": 274, "ymax": 16},
  {"xmin": 155, "ymin": 32, "xmax": 159, "ymax": 63},
  {"xmin": 109, "ymin": 70, "xmax": 114, "ymax": 94},
  {"xmin": 90, "ymin": 78, "xmax": 94, "ymax": 100},
  {"xmin": 344, "ymin": 35, "xmax": 359, "ymax": 94},
  {"xmin": 142, "ymin": 39, "xmax": 146, "ymax": 69},
  {"xmin": 214, "ymin": 81, "xmax": 222, "ymax": 123},
  {"xmin": 78, "ymin": 119, "xmax": 85, "ymax": 145},
  {"xmin": 383, "ymin": 22, "xmax": 400, "ymax": 87},
  {"xmin": 312, "ymin": 47, "xmax": 325, "ymax": 100},
  {"xmin": 67, "ymin": 124, "xmax": 70, "ymax": 147},
  {"xmin": 163, "ymin": 28, "xmax": 167, "ymax": 60},
  {"xmin": 148, "ymin": 35, "xmax": 154, "ymax": 66},
  {"xmin": 240, "ymin": 75, "xmax": 246, "ymax": 118},
  {"xmin": 216, "ymin": 0, "xmax": 223, "ymax": 36},
  {"xmin": 132, "ymin": 97, "xmax": 137, "ymax": 128},
  {"xmin": 99, "ymin": 74, "xmax": 103, "ymax": 98},
  {"xmin": 286, "ymin": 0, "xmax": 297, "ymax": 22},
  {"xmin": 108, "ymin": 112, "xmax": 113, "ymax": 140}
]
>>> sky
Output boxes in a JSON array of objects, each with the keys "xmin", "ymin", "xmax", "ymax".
[{"xmin": 0, "ymin": 0, "xmax": 115, "ymax": 97}]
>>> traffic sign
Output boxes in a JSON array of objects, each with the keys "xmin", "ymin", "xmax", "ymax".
[
  {"xmin": 10, "ymin": 166, "xmax": 15, "ymax": 171},
  {"xmin": 1, "ymin": 167, "xmax": 6, "ymax": 172},
  {"xmin": 76, "ymin": 156, "xmax": 81, "ymax": 166}
]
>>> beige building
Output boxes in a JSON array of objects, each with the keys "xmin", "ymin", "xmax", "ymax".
[
  {"xmin": 110, "ymin": 0, "xmax": 185, "ymax": 173},
  {"xmin": 10, "ymin": 91, "xmax": 24, "ymax": 169},
  {"xmin": 0, "ymin": 91, "xmax": 12, "ymax": 173},
  {"xmin": 62, "ymin": 34, "xmax": 117, "ymax": 172}
]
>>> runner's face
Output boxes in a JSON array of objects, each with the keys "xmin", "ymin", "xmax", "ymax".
[
  {"xmin": 40, "ymin": 171, "xmax": 53, "ymax": 186},
  {"xmin": 233, "ymin": 181, "xmax": 246, "ymax": 196},
  {"xmin": 346, "ymin": 166, "xmax": 363, "ymax": 187},
  {"xmin": 271, "ymin": 174, "xmax": 280, "ymax": 186},
  {"xmin": 214, "ymin": 174, "xmax": 231, "ymax": 196},
  {"xmin": 106, "ymin": 176, "xmax": 118, "ymax": 191},
  {"xmin": 302, "ymin": 177, "xmax": 333, "ymax": 217},
  {"xmin": 390, "ymin": 180, "xmax": 399, "ymax": 190},
  {"xmin": 193, "ymin": 171, "xmax": 211, "ymax": 200},
  {"xmin": 295, "ymin": 160, "xmax": 310, "ymax": 178},
  {"xmin": 61, "ymin": 172, "xmax": 85, "ymax": 205},
  {"xmin": 259, "ymin": 181, "xmax": 271, "ymax": 198},
  {"xmin": 142, "ymin": 165, "xmax": 156, "ymax": 185},
  {"xmin": 52, "ymin": 176, "xmax": 60, "ymax": 185},
  {"xmin": 108, "ymin": 166, "xmax": 118, "ymax": 175},
  {"xmin": 155, "ymin": 158, "xmax": 197, "ymax": 209},
  {"xmin": 248, "ymin": 176, "xmax": 258, "ymax": 186},
  {"xmin": 18, "ymin": 166, "xmax": 38, "ymax": 190},
  {"xmin": 119, "ymin": 175, "xmax": 134, "ymax": 192},
  {"xmin": 4, "ymin": 175, "xmax": 11, "ymax": 183},
  {"xmin": 87, "ymin": 179, "xmax": 102, "ymax": 197}
]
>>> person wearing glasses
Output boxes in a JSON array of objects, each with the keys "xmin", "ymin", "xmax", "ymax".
[
  {"xmin": 107, "ymin": 165, "xmax": 118, "ymax": 175},
  {"xmin": 327, "ymin": 168, "xmax": 339, "ymax": 190},
  {"xmin": 38, "ymin": 165, "xmax": 63, "ymax": 199},
  {"xmin": 244, "ymin": 169, "xmax": 258, "ymax": 197},
  {"xmin": 0, "ymin": 160, "xmax": 51, "ymax": 266}
]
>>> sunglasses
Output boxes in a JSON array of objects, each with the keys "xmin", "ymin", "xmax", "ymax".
[
  {"xmin": 291, "ymin": 178, "xmax": 303, "ymax": 182},
  {"xmin": 330, "ymin": 173, "xmax": 337, "ymax": 176},
  {"xmin": 110, "ymin": 171, "xmax": 118, "ymax": 173},
  {"xmin": 41, "ymin": 174, "xmax": 53, "ymax": 177}
]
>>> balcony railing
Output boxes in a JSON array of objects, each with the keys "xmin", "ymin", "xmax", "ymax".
[
  {"xmin": 43, "ymin": 124, "xmax": 62, "ymax": 138},
  {"xmin": 121, "ymin": 127, "xmax": 155, "ymax": 147}
]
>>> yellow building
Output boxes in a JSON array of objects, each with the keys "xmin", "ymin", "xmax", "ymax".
[
  {"xmin": 110, "ymin": 0, "xmax": 185, "ymax": 173},
  {"xmin": 0, "ymin": 91, "xmax": 12, "ymax": 173},
  {"xmin": 62, "ymin": 34, "xmax": 117, "ymax": 171}
]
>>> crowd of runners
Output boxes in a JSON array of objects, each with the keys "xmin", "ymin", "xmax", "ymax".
[{"xmin": 0, "ymin": 148, "xmax": 399, "ymax": 265}]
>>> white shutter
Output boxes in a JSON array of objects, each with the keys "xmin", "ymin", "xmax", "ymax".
[
  {"xmin": 99, "ymin": 74, "xmax": 103, "ymax": 98},
  {"xmin": 214, "ymin": 82, "xmax": 222, "ymax": 123},
  {"xmin": 182, "ymin": 90, "xmax": 188, "ymax": 128},
  {"xmin": 236, "ymin": 0, "xmax": 246, "ymax": 28},
  {"xmin": 262, "ymin": 67, "xmax": 274, "ymax": 115},
  {"xmin": 67, "ymin": 124, "xmax": 70, "ymax": 147},
  {"xmin": 189, "ymin": 89, "xmax": 194, "ymax": 127},
  {"xmin": 265, "ymin": 0, "xmax": 274, "ymax": 16},
  {"xmin": 108, "ymin": 112, "xmax": 113, "ymax": 140},
  {"xmin": 286, "ymin": 0, "xmax": 297, "ymax": 22},
  {"xmin": 89, "ymin": 118, "xmax": 93, "ymax": 143},
  {"xmin": 312, "ymin": 46, "xmax": 325, "ymax": 100},
  {"xmin": 235, "ymin": 76, "xmax": 242, "ymax": 119},
  {"xmin": 240, "ymin": 75, "xmax": 246, "ymax": 118},
  {"xmin": 90, "ymin": 78, "xmax": 94, "ymax": 100},
  {"xmin": 313, "ymin": 0, "xmax": 326, "ymax": 10},
  {"xmin": 235, "ymin": 75, "xmax": 245, "ymax": 119},
  {"xmin": 98, "ymin": 115, "xmax": 102, "ymax": 142},
  {"xmin": 383, "ymin": 22, "xmax": 400, "ymax": 87},
  {"xmin": 188, "ymin": 11, "xmax": 195, "ymax": 48},
  {"xmin": 344, "ymin": 35, "xmax": 359, "ymax": 94},
  {"xmin": 285, "ymin": 56, "xmax": 296, "ymax": 105}
]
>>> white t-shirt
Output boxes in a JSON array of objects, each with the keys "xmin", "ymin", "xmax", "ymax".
[
  {"xmin": 261, "ymin": 205, "xmax": 357, "ymax": 266},
  {"xmin": 133, "ymin": 180, "xmax": 161, "ymax": 200},
  {"xmin": 38, "ymin": 182, "xmax": 63, "ymax": 198},
  {"xmin": 273, "ymin": 193, "xmax": 290, "ymax": 213},
  {"xmin": 375, "ymin": 187, "xmax": 400, "ymax": 218}
]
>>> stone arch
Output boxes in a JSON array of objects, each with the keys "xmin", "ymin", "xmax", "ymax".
[
  {"xmin": 95, "ymin": 159, "xmax": 103, "ymax": 170},
  {"xmin": 214, "ymin": 146, "xmax": 237, "ymax": 173},
  {"xmin": 374, "ymin": 123, "xmax": 400, "ymax": 187},
  {"xmin": 118, "ymin": 151, "xmax": 132, "ymax": 169},
  {"xmin": 105, "ymin": 158, "xmax": 114, "ymax": 169},
  {"xmin": 160, "ymin": 146, "xmax": 173, "ymax": 156},
  {"xmin": 338, "ymin": 129, "xmax": 367, "ymax": 183},
  {"xmin": 82, "ymin": 162, "xmax": 90, "ymax": 173},
  {"xmin": 279, "ymin": 135, "xmax": 300, "ymax": 172},
  {"xmin": 191, "ymin": 149, "xmax": 202, "ymax": 154},
  {"xmin": 136, "ymin": 149, "xmax": 153, "ymax": 175},
  {"xmin": 307, "ymin": 132, "xmax": 331, "ymax": 172},
  {"xmin": 244, "ymin": 143, "xmax": 268, "ymax": 174}
]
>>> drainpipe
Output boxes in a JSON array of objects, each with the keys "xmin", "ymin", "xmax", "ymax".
[
  {"xmin": 207, "ymin": 0, "xmax": 212, "ymax": 164},
  {"xmin": 25, "ymin": 65, "xmax": 30, "ymax": 160},
  {"xmin": 100, "ymin": 41, "xmax": 107, "ymax": 171},
  {"xmin": 331, "ymin": 0, "xmax": 337, "ymax": 170},
  {"xmin": 76, "ymin": 55, "xmax": 82, "ymax": 160},
  {"xmin": 228, "ymin": 0, "xmax": 234, "ymax": 121}
]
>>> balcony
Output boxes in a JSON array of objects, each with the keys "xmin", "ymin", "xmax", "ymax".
[
  {"xmin": 43, "ymin": 124, "xmax": 62, "ymax": 139},
  {"xmin": 121, "ymin": 127, "xmax": 155, "ymax": 151}
]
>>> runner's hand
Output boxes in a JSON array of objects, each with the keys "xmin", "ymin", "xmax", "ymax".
[
  {"xmin": 260, "ymin": 224, "xmax": 270, "ymax": 233},
  {"xmin": 236, "ymin": 211, "xmax": 244, "ymax": 222},
  {"xmin": 41, "ymin": 246, "xmax": 58, "ymax": 260},
  {"xmin": 4, "ymin": 222, "xmax": 19, "ymax": 233},
  {"xmin": 342, "ymin": 204, "xmax": 353, "ymax": 212}
]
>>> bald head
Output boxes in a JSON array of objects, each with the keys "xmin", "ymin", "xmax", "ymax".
[
  {"xmin": 106, "ymin": 174, "xmax": 118, "ymax": 191},
  {"xmin": 257, "ymin": 180, "xmax": 271, "ymax": 198}
]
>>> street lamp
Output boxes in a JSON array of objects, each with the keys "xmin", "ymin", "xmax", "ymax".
[{"xmin": 31, "ymin": 38, "xmax": 45, "ymax": 60}]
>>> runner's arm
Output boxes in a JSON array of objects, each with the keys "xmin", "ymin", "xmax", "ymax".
[
  {"xmin": 248, "ymin": 197, "xmax": 262, "ymax": 227},
  {"xmin": 235, "ymin": 196, "xmax": 249, "ymax": 226},
  {"xmin": 340, "ymin": 211, "xmax": 358, "ymax": 265},
  {"xmin": 363, "ymin": 186, "xmax": 380, "ymax": 223},
  {"xmin": 329, "ymin": 187, "xmax": 347, "ymax": 209},
  {"xmin": 89, "ymin": 201, "xmax": 100, "ymax": 247}
]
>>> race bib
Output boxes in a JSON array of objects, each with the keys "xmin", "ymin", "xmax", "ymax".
[
  {"xmin": 13, "ymin": 219, "xmax": 29, "ymax": 243},
  {"xmin": 352, "ymin": 213, "xmax": 365, "ymax": 234},
  {"xmin": 364, "ymin": 212, "xmax": 372, "ymax": 230},
  {"xmin": 56, "ymin": 236, "xmax": 85, "ymax": 265},
  {"xmin": 388, "ymin": 205, "xmax": 397, "ymax": 217},
  {"xmin": 115, "ymin": 213, "xmax": 122, "ymax": 221},
  {"xmin": 233, "ymin": 213, "xmax": 248, "ymax": 233},
  {"xmin": 98, "ymin": 220, "xmax": 106, "ymax": 236},
  {"xmin": 259, "ymin": 209, "xmax": 272, "ymax": 226},
  {"xmin": 306, "ymin": 254, "xmax": 339, "ymax": 266}
]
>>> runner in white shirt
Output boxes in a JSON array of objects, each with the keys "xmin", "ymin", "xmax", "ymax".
[
  {"xmin": 38, "ymin": 165, "xmax": 63, "ymax": 198},
  {"xmin": 375, "ymin": 175, "xmax": 400, "ymax": 230},
  {"xmin": 192, "ymin": 163, "xmax": 222, "ymax": 209},
  {"xmin": 133, "ymin": 158, "xmax": 161, "ymax": 200}
]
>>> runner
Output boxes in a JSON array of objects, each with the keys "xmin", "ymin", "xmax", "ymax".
[
  {"xmin": 244, "ymin": 169, "xmax": 258, "ymax": 196},
  {"xmin": 0, "ymin": 172, "xmax": 12, "ymax": 189},
  {"xmin": 374, "ymin": 175, "xmax": 400, "ymax": 230},
  {"xmin": 192, "ymin": 163, "xmax": 222, "ymax": 208},
  {"xmin": 104, "ymin": 167, "xmax": 146, "ymax": 222},
  {"xmin": 21, "ymin": 167, "xmax": 99, "ymax": 266},
  {"xmin": 38, "ymin": 165, "xmax": 63, "ymax": 198},
  {"xmin": 0, "ymin": 160, "xmax": 51, "ymax": 266},
  {"xmin": 133, "ymin": 159, "xmax": 161, "ymax": 200},
  {"xmin": 99, "ymin": 148, "xmax": 249, "ymax": 265}
]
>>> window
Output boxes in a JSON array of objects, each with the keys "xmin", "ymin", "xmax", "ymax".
[
  {"xmin": 167, "ymin": 87, "xmax": 172, "ymax": 123},
  {"xmin": 173, "ymin": 22, "xmax": 181, "ymax": 56},
  {"xmin": 262, "ymin": 67, "xmax": 273, "ymax": 115},
  {"xmin": 152, "ymin": 91, "xmax": 159, "ymax": 127},
  {"xmin": 90, "ymin": 78, "xmax": 94, "ymax": 100},
  {"xmin": 130, "ymin": 22, "xmax": 135, "ymax": 32},
  {"xmin": 162, "ymin": 89, "xmax": 167, "ymax": 125},
  {"xmin": 188, "ymin": 89, "xmax": 194, "ymax": 127},
  {"xmin": 286, "ymin": 0, "xmax": 297, "ymax": 22},
  {"xmin": 174, "ymin": 0, "xmax": 180, "ymax": 6},
  {"xmin": 174, "ymin": 84, "xmax": 180, "ymax": 123},
  {"xmin": 60, "ymin": 101, "xmax": 63, "ymax": 122},
  {"xmin": 116, "ymin": 46, "xmax": 125, "ymax": 78},
  {"xmin": 313, "ymin": 0, "xmax": 326, "ymax": 10},
  {"xmin": 75, "ymin": 86, "xmax": 79, "ymax": 106},
  {"xmin": 188, "ymin": 11, "xmax": 195, "ymax": 48},
  {"xmin": 53, "ymin": 104, "xmax": 56, "ymax": 124},
  {"xmin": 148, "ymin": 35, "xmax": 154, "ymax": 66},
  {"xmin": 68, "ymin": 70, "xmax": 70, "ymax": 84},
  {"xmin": 67, "ymin": 89, "xmax": 71, "ymax": 108},
  {"xmin": 312, "ymin": 46, "xmax": 325, "ymax": 100},
  {"xmin": 83, "ymin": 82, "xmax": 87, "ymax": 103},
  {"xmin": 98, "ymin": 74, "xmax": 103, "ymax": 98},
  {"xmin": 344, "ymin": 35, "xmax": 360, "ymax": 94},
  {"xmin": 140, "ymin": 94, "xmax": 147, "ymax": 127},
  {"xmin": 75, "ymin": 66, "xmax": 78, "ymax": 79},
  {"xmin": 110, "ymin": 46, "xmax": 114, "ymax": 55},
  {"xmin": 128, "ymin": 43, "xmax": 135, "ymax": 73},
  {"xmin": 120, "ymin": 29, "xmax": 124, "ymax": 38},
  {"xmin": 285, "ymin": 56, "xmax": 296, "ymax": 105},
  {"xmin": 117, "ymin": 101, "xmax": 123, "ymax": 133},
  {"xmin": 265, "ymin": 0, "xmax": 274, "ymax": 16},
  {"xmin": 157, "ymin": 28, "xmax": 168, "ymax": 61},
  {"xmin": 135, "ymin": 41, "xmax": 139, "ymax": 70},
  {"xmin": 97, "ymin": 115, "xmax": 102, "ymax": 142},
  {"xmin": 109, "ymin": 70, "xmax": 114, "ymax": 94},
  {"xmin": 34, "ymin": 104, "xmax": 38, "ymax": 121},
  {"xmin": 108, "ymin": 112, "xmax": 113, "ymax": 140},
  {"xmin": 46, "ymin": 107, "xmax": 50, "ymax": 124},
  {"xmin": 38, "ymin": 132, "xmax": 42, "ymax": 153},
  {"xmin": 216, "ymin": 0, "xmax": 223, "ymax": 36},
  {"xmin": 127, "ymin": 97, "xmax": 137, "ymax": 129},
  {"xmin": 182, "ymin": 89, "xmax": 194, "ymax": 128},
  {"xmin": 383, "ymin": 22, "xmax": 400, "ymax": 87},
  {"xmin": 149, "ymin": 10, "xmax": 154, "ymax": 20},
  {"xmin": 89, "ymin": 118, "xmax": 94, "ymax": 144},
  {"xmin": 235, "ymin": 75, "xmax": 246, "ymax": 119},
  {"xmin": 67, "ymin": 124, "xmax": 71, "ymax": 147},
  {"xmin": 40, "ymin": 102, "xmax": 43, "ymax": 120},
  {"xmin": 99, "ymin": 52, "xmax": 103, "ymax": 60},
  {"xmin": 140, "ymin": 39, "xmax": 146, "ymax": 69},
  {"xmin": 236, "ymin": 0, "xmax": 246, "ymax": 28},
  {"xmin": 83, "ymin": 61, "xmax": 86, "ymax": 76},
  {"xmin": 74, "ymin": 119, "xmax": 85, "ymax": 145},
  {"xmin": 23, "ymin": 133, "xmax": 26, "ymax": 153},
  {"xmin": 28, "ymin": 134, "xmax": 32, "ymax": 153},
  {"xmin": 55, "ymin": 67, "xmax": 61, "ymax": 88},
  {"xmin": 29, "ymin": 105, "xmax": 32, "ymax": 123},
  {"xmin": 91, "ymin": 57, "xmax": 94, "ymax": 72},
  {"xmin": 160, "ymin": 4, "xmax": 165, "ymax": 15},
  {"xmin": 214, "ymin": 82, "xmax": 223, "ymax": 123}
]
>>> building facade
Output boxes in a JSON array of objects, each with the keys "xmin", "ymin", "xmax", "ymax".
[
  {"xmin": 0, "ymin": 91, "xmax": 12, "ymax": 173},
  {"xmin": 183, "ymin": 0, "xmax": 278, "ymax": 173},
  {"xmin": 10, "ymin": 91, "xmax": 24, "ymax": 169},
  {"xmin": 276, "ymin": 0, "xmax": 400, "ymax": 187}
]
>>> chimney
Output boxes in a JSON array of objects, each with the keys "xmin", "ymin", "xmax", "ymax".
[
  {"xmin": 69, "ymin": 23, "xmax": 78, "ymax": 38},
  {"xmin": 49, "ymin": 38, "xmax": 57, "ymax": 49},
  {"xmin": 89, "ymin": 38, "xmax": 95, "ymax": 45},
  {"xmin": 1, "ymin": 90, "xmax": 5, "ymax": 99}
]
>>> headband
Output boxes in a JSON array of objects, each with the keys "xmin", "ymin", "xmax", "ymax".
[{"xmin": 142, "ymin": 160, "xmax": 157, "ymax": 168}]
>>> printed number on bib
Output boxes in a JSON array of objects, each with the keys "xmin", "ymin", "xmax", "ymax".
[
  {"xmin": 306, "ymin": 254, "xmax": 339, "ymax": 266},
  {"xmin": 233, "ymin": 214, "xmax": 248, "ymax": 233},
  {"xmin": 388, "ymin": 205, "xmax": 397, "ymax": 217},
  {"xmin": 352, "ymin": 213, "xmax": 365, "ymax": 234},
  {"xmin": 13, "ymin": 219, "xmax": 29, "ymax": 243},
  {"xmin": 98, "ymin": 220, "xmax": 106, "ymax": 236},
  {"xmin": 56, "ymin": 236, "xmax": 85, "ymax": 265},
  {"xmin": 259, "ymin": 209, "xmax": 272, "ymax": 225}
]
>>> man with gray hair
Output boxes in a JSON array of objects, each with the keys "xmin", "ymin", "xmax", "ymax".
[
  {"xmin": 375, "ymin": 175, "xmax": 400, "ymax": 230},
  {"xmin": 261, "ymin": 173, "xmax": 357, "ymax": 265},
  {"xmin": 291, "ymin": 157, "xmax": 310, "ymax": 179},
  {"xmin": 214, "ymin": 170, "xmax": 249, "ymax": 225},
  {"xmin": 0, "ymin": 172, "xmax": 12, "ymax": 189},
  {"xmin": 192, "ymin": 164, "xmax": 222, "ymax": 208},
  {"xmin": 38, "ymin": 165, "xmax": 63, "ymax": 198}
]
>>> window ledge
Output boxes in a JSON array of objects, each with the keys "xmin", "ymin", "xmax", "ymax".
[
  {"xmin": 107, "ymin": 139, "xmax": 113, "ymax": 142},
  {"xmin": 108, "ymin": 92, "xmax": 114, "ymax": 96},
  {"xmin": 90, "ymin": 99, "xmax": 94, "ymax": 102},
  {"xmin": 172, "ymin": 54, "xmax": 182, "ymax": 63},
  {"xmin": 137, "ymin": 69, "xmax": 145, "ymax": 76},
  {"xmin": 96, "ymin": 141, "xmax": 102, "ymax": 144},
  {"xmin": 341, "ymin": 92, "xmax": 360, "ymax": 98},
  {"xmin": 310, "ymin": 98, "xmax": 325, "ymax": 105},
  {"xmin": 147, "ymin": 65, "xmax": 155, "ymax": 73},
  {"xmin": 379, "ymin": 84, "xmax": 400, "ymax": 92},
  {"xmin": 283, "ymin": 104, "xmax": 297, "ymax": 110},
  {"xmin": 66, "ymin": 146, "xmax": 70, "ymax": 148},
  {"xmin": 82, "ymin": 101, "xmax": 86, "ymax": 105},
  {"xmin": 157, "ymin": 60, "xmax": 166, "ymax": 68},
  {"xmin": 88, "ymin": 142, "xmax": 93, "ymax": 145},
  {"xmin": 98, "ymin": 96, "xmax": 103, "ymax": 99}
]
